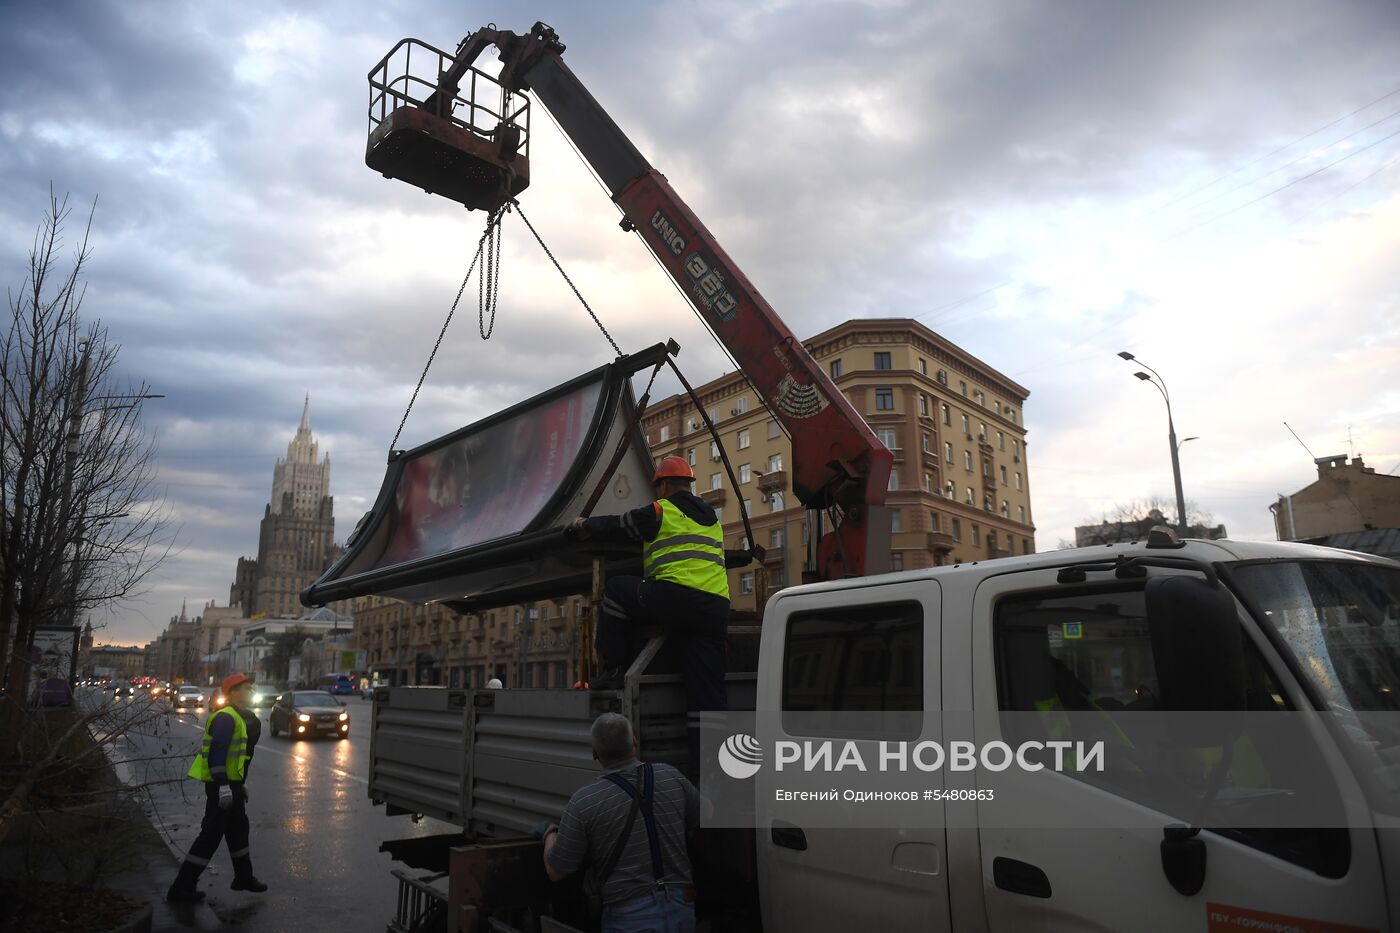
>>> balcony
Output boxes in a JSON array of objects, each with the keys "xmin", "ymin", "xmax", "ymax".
[
  {"xmin": 921, "ymin": 449, "xmax": 940, "ymax": 471},
  {"xmin": 761, "ymin": 545, "xmax": 784, "ymax": 566},
  {"xmin": 926, "ymin": 532, "xmax": 955, "ymax": 552},
  {"xmin": 888, "ymin": 447, "xmax": 904, "ymax": 462},
  {"xmin": 701, "ymin": 487, "xmax": 727, "ymax": 507},
  {"xmin": 757, "ymin": 470, "xmax": 788, "ymax": 495}
]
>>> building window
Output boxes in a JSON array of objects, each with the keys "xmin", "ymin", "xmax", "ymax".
[
  {"xmin": 738, "ymin": 428, "xmax": 750, "ymax": 449},
  {"xmin": 964, "ymin": 450, "xmax": 973, "ymax": 471},
  {"xmin": 919, "ymin": 358, "xmax": 928, "ymax": 375},
  {"xmin": 944, "ymin": 442, "xmax": 954, "ymax": 464},
  {"xmin": 878, "ymin": 428, "xmax": 898, "ymax": 450},
  {"xmin": 1001, "ymin": 500, "xmax": 1010, "ymax": 517},
  {"xmin": 710, "ymin": 441, "xmax": 720, "ymax": 460},
  {"xmin": 891, "ymin": 551, "xmax": 905, "ymax": 571},
  {"xmin": 770, "ymin": 528, "xmax": 784, "ymax": 547},
  {"xmin": 979, "ymin": 422, "xmax": 988, "ymax": 441},
  {"xmin": 944, "ymin": 479, "xmax": 956, "ymax": 498},
  {"xmin": 960, "ymin": 381, "xmax": 968, "ymax": 397},
  {"xmin": 1018, "ymin": 505, "xmax": 1026, "ymax": 523},
  {"xmin": 710, "ymin": 472, "xmax": 722, "ymax": 491},
  {"xmin": 972, "ymin": 525, "xmax": 981, "ymax": 546},
  {"xmin": 998, "ymin": 431, "xmax": 1005, "ymax": 451},
  {"xmin": 965, "ymin": 486, "xmax": 975, "ymax": 505},
  {"xmin": 714, "ymin": 506, "xmax": 724, "ymax": 522},
  {"xmin": 888, "ymin": 471, "xmax": 898, "ymax": 491},
  {"xmin": 768, "ymin": 452, "xmax": 783, "ymax": 471},
  {"xmin": 659, "ymin": 425, "xmax": 670, "ymax": 441},
  {"xmin": 922, "ymin": 433, "xmax": 931, "ymax": 453},
  {"xmin": 930, "ymin": 511, "xmax": 940, "ymax": 532},
  {"xmin": 740, "ymin": 572, "xmax": 754, "ymax": 594},
  {"xmin": 984, "ymin": 494, "xmax": 994, "ymax": 512},
  {"xmin": 952, "ymin": 519, "xmax": 961, "ymax": 542},
  {"xmin": 687, "ymin": 448, "xmax": 696, "ymax": 466},
  {"xmin": 891, "ymin": 510, "xmax": 903, "ymax": 533},
  {"xmin": 770, "ymin": 491, "xmax": 784, "ymax": 511},
  {"xmin": 1000, "ymin": 465, "xmax": 1008, "ymax": 484},
  {"xmin": 768, "ymin": 419, "xmax": 781, "ymax": 439},
  {"xmin": 875, "ymin": 388, "xmax": 894, "ymax": 410},
  {"xmin": 919, "ymin": 394, "xmax": 929, "ymax": 417},
  {"xmin": 1013, "ymin": 440, "xmax": 1021, "ymax": 460},
  {"xmin": 830, "ymin": 359, "xmax": 843, "ymax": 378},
  {"xmin": 937, "ymin": 369, "xmax": 948, "ymax": 386},
  {"xmin": 974, "ymin": 389, "xmax": 985, "ymax": 407},
  {"xmin": 739, "ymin": 463, "xmax": 751, "ymax": 483},
  {"xmin": 987, "ymin": 531, "xmax": 997, "ymax": 553},
  {"xmin": 708, "ymin": 407, "xmax": 719, "ymax": 424},
  {"xmin": 942, "ymin": 403, "xmax": 951, "ymax": 426},
  {"xmin": 1022, "ymin": 537, "xmax": 1031, "ymax": 554},
  {"xmin": 961, "ymin": 414, "xmax": 970, "ymax": 435},
  {"xmin": 742, "ymin": 498, "xmax": 752, "ymax": 517},
  {"xmin": 1015, "ymin": 472, "xmax": 1022, "ymax": 490},
  {"xmin": 924, "ymin": 472, "xmax": 933, "ymax": 491},
  {"xmin": 874, "ymin": 351, "xmax": 892, "ymax": 371}
]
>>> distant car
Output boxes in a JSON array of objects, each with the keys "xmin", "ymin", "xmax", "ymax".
[
  {"xmin": 269, "ymin": 691, "xmax": 350, "ymax": 740},
  {"xmin": 172, "ymin": 685, "xmax": 205, "ymax": 711},
  {"xmin": 112, "ymin": 685, "xmax": 135, "ymax": 698}
]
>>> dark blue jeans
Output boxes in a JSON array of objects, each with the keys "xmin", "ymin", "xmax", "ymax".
[
  {"xmin": 603, "ymin": 886, "xmax": 695, "ymax": 933},
  {"xmin": 596, "ymin": 576, "xmax": 728, "ymax": 714}
]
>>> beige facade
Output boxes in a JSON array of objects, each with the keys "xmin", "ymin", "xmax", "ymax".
[
  {"xmin": 353, "ymin": 593, "xmax": 584, "ymax": 689},
  {"xmin": 351, "ymin": 317, "xmax": 1034, "ymax": 684},
  {"xmin": 1272, "ymin": 455, "xmax": 1400, "ymax": 540}
]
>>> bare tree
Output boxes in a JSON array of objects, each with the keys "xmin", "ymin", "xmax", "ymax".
[
  {"xmin": 1066, "ymin": 497, "xmax": 1223, "ymax": 549},
  {"xmin": 0, "ymin": 191, "xmax": 173, "ymax": 760}
]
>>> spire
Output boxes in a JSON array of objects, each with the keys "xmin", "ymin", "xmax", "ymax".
[
  {"xmin": 180, "ymin": 599, "xmax": 188, "ymax": 623},
  {"xmin": 300, "ymin": 394, "xmax": 311, "ymax": 432}
]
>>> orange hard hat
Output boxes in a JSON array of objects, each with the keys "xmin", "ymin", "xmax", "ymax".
[
  {"xmin": 221, "ymin": 673, "xmax": 255, "ymax": 695},
  {"xmin": 653, "ymin": 456, "xmax": 695, "ymax": 484}
]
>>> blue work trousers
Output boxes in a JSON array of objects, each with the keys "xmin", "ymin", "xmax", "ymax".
[{"xmin": 602, "ymin": 886, "xmax": 695, "ymax": 933}]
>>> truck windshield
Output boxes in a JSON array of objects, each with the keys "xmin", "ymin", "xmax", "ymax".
[{"xmin": 1231, "ymin": 560, "xmax": 1400, "ymax": 713}]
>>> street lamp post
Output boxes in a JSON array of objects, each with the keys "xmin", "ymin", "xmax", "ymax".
[{"xmin": 1118, "ymin": 351, "xmax": 1191, "ymax": 537}]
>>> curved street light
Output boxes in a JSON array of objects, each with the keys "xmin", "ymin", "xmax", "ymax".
[{"xmin": 1118, "ymin": 351, "xmax": 1190, "ymax": 536}]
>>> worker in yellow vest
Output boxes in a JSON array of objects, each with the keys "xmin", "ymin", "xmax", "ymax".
[
  {"xmin": 166, "ymin": 672, "xmax": 267, "ymax": 902},
  {"xmin": 569, "ymin": 456, "xmax": 760, "ymax": 714}
]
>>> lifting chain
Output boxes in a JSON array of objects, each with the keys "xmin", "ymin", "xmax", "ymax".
[
  {"xmin": 513, "ymin": 201, "xmax": 622, "ymax": 357},
  {"xmin": 389, "ymin": 204, "xmax": 508, "ymax": 452}
]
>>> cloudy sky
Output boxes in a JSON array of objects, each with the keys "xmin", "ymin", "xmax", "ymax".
[{"xmin": 3, "ymin": 1, "xmax": 1397, "ymax": 647}]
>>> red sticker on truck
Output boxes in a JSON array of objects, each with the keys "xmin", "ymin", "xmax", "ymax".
[{"xmin": 1207, "ymin": 903, "xmax": 1378, "ymax": 933}]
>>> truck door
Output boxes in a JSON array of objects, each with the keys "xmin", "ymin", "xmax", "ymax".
[
  {"xmin": 970, "ymin": 566, "xmax": 1386, "ymax": 932},
  {"xmin": 755, "ymin": 579, "xmax": 949, "ymax": 933}
]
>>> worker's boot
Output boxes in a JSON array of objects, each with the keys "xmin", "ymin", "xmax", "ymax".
[
  {"xmin": 230, "ymin": 855, "xmax": 269, "ymax": 893},
  {"xmin": 166, "ymin": 860, "xmax": 207, "ymax": 903},
  {"xmin": 591, "ymin": 663, "xmax": 624, "ymax": 690}
]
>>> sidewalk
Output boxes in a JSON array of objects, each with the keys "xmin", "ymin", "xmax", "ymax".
[{"xmin": 108, "ymin": 805, "xmax": 224, "ymax": 933}]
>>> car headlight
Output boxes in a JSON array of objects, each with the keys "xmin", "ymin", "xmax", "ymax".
[
  {"xmin": 338, "ymin": 712, "xmax": 348, "ymax": 722},
  {"xmin": 297, "ymin": 713, "xmax": 311, "ymax": 722}
]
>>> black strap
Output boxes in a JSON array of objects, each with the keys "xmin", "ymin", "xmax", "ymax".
[
  {"xmin": 602, "ymin": 763, "xmax": 664, "ymax": 885},
  {"xmin": 595, "ymin": 768, "xmax": 643, "ymax": 889}
]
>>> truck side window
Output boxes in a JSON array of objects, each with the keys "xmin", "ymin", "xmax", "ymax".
[
  {"xmin": 993, "ymin": 584, "xmax": 1349, "ymax": 878},
  {"xmin": 782, "ymin": 602, "xmax": 922, "ymax": 733}
]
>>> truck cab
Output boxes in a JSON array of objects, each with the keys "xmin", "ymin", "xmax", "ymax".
[{"xmin": 755, "ymin": 536, "xmax": 1399, "ymax": 932}]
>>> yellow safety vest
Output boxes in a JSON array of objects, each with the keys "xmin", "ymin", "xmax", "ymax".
[
  {"xmin": 187, "ymin": 706, "xmax": 250, "ymax": 783},
  {"xmin": 643, "ymin": 499, "xmax": 729, "ymax": 599}
]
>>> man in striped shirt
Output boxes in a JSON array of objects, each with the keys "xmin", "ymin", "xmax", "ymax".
[{"xmin": 542, "ymin": 713, "xmax": 699, "ymax": 932}]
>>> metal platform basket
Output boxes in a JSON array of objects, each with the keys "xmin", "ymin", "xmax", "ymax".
[{"xmin": 367, "ymin": 37, "xmax": 531, "ymax": 210}]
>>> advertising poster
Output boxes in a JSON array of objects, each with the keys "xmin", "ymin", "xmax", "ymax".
[{"xmin": 351, "ymin": 380, "xmax": 601, "ymax": 574}]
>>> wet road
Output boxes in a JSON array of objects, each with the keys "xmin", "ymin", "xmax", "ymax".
[{"xmin": 86, "ymin": 687, "xmax": 457, "ymax": 932}]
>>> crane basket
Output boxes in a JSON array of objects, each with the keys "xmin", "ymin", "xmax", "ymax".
[{"xmin": 366, "ymin": 37, "xmax": 531, "ymax": 210}]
